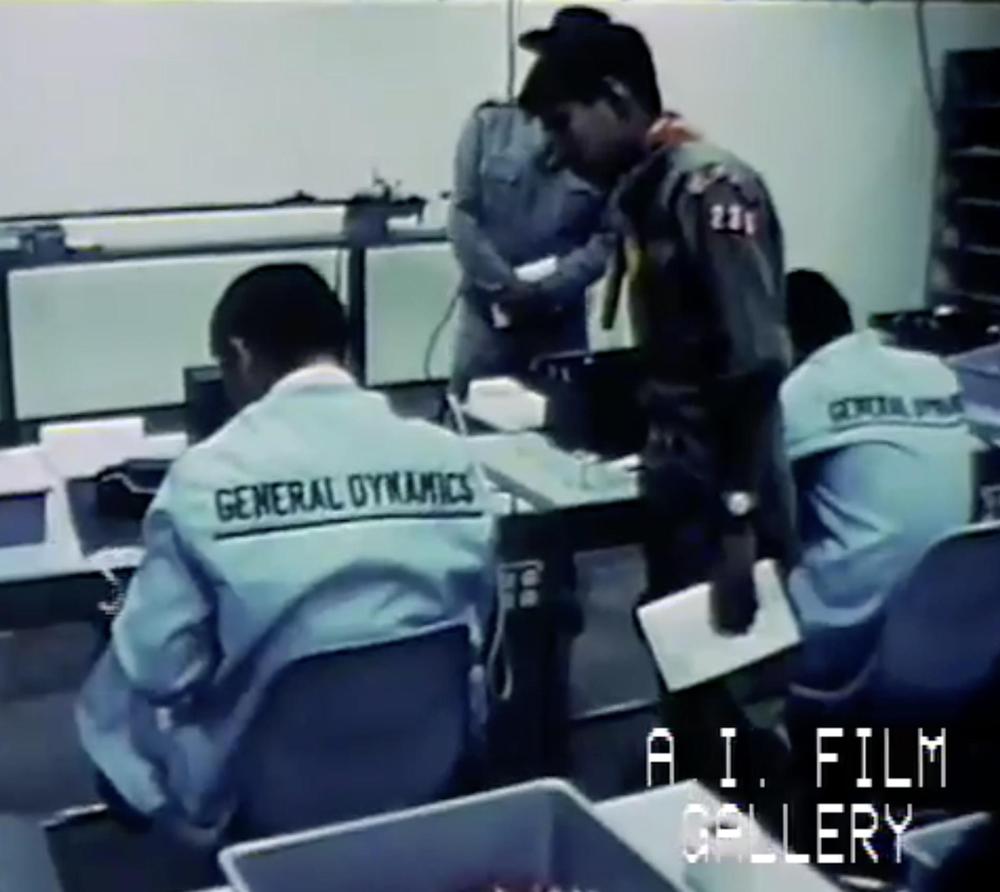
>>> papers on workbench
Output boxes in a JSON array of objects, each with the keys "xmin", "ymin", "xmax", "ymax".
[
  {"xmin": 465, "ymin": 377, "xmax": 547, "ymax": 432},
  {"xmin": 0, "ymin": 447, "xmax": 51, "ymax": 495},
  {"xmin": 470, "ymin": 432, "xmax": 639, "ymax": 510},
  {"xmin": 40, "ymin": 417, "xmax": 187, "ymax": 478},
  {"xmin": 637, "ymin": 560, "xmax": 800, "ymax": 691},
  {"xmin": 40, "ymin": 417, "xmax": 147, "ymax": 478}
]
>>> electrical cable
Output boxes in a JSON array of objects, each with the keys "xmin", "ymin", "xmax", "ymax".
[
  {"xmin": 444, "ymin": 391, "xmax": 513, "ymax": 702},
  {"xmin": 915, "ymin": 0, "xmax": 941, "ymax": 137},
  {"xmin": 422, "ymin": 290, "xmax": 460, "ymax": 382},
  {"xmin": 35, "ymin": 446, "xmax": 140, "ymax": 618},
  {"xmin": 506, "ymin": 0, "xmax": 518, "ymax": 101}
]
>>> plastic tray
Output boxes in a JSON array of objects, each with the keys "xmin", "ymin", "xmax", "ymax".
[
  {"xmin": 951, "ymin": 344, "xmax": 1000, "ymax": 436},
  {"xmin": 219, "ymin": 779, "xmax": 678, "ymax": 892},
  {"xmin": 901, "ymin": 812, "xmax": 991, "ymax": 892}
]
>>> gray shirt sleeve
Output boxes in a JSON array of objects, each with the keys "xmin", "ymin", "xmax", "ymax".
[
  {"xmin": 675, "ymin": 170, "xmax": 789, "ymax": 495},
  {"xmin": 536, "ymin": 219, "xmax": 614, "ymax": 306},
  {"xmin": 447, "ymin": 110, "xmax": 517, "ymax": 299},
  {"xmin": 676, "ymin": 172, "xmax": 789, "ymax": 378}
]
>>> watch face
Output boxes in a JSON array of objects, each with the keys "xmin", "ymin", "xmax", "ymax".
[{"xmin": 726, "ymin": 492, "xmax": 754, "ymax": 516}]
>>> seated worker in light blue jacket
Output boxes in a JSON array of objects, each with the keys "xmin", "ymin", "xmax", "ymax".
[
  {"xmin": 781, "ymin": 270, "xmax": 973, "ymax": 691},
  {"xmin": 77, "ymin": 264, "xmax": 496, "ymax": 840}
]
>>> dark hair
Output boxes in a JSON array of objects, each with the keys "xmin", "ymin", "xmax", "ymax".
[
  {"xmin": 518, "ymin": 23, "xmax": 662, "ymax": 119},
  {"xmin": 210, "ymin": 264, "xmax": 348, "ymax": 373},
  {"xmin": 786, "ymin": 269, "xmax": 854, "ymax": 359}
]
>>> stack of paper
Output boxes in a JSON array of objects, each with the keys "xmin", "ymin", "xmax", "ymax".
[
  {"xmin": 465, "ymin": 377, "xmax": 548, "ymax": 432},
  {"xmin": 637, "ymin": 560, "xmax": 801, "ymax": 691},
  {"xmin": 40, "ymin": 417, "xmax": 147, "ymax": 478},
  {"xmin": 0, "ymin": 446, "xmax": 51, "ymax": 496}
]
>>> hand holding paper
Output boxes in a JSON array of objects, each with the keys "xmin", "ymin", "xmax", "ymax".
[
  {"xmin": 710, "ymin": 528, "xmax": 759, "ymax": 634},
  {"xmin": 637, "ymin": 559, "xmax": 800, "ymax": 691}
]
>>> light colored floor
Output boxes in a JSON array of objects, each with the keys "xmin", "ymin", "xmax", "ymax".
[{"xmin": 0, "ymin": 625, "xmax": 99, "ymax": 814}]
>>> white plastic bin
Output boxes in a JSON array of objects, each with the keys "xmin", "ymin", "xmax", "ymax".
[
  {"xmin": 951, "ymin": 344, "xmax": 1000, "ymax": 436},
  {"xmin": 901, "ymin": 812, "xmax": 991, "ymax": 892},
  {"xmin": 220, "ymin": 779, "xmax": 678, "ymax": 892}
]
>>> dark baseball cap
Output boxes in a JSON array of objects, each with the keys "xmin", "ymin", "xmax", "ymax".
[
  {"xmin": 519, "ymin": 17, "xmax": 662, "ymax": 117},
  {"xmin": 518, "ymin": 6, "xmax": 612, "ymax": 52}
]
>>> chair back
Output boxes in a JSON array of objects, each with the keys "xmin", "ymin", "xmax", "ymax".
[{"xmin": 233, "ymin": 625, "xmax": 475, "ymax": 838}]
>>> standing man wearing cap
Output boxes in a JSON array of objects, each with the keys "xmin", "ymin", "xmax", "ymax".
[
  {"xmin": 518, "ymin": 12, "xmax": 796, "ymax": 797},
  {"xmin": 447, "ymin": 7, "xmax": 615, "ymax": 399}
]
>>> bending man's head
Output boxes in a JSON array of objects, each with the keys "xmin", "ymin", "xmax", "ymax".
[
  {"xmin": 786, "ymin": 268, "xmax": 854, "ymax": 365},
  {"xmin": 518, "ymin": 13, "xmax": 662, "ymax": 186},
  {"xmin": 210, "ymin": 264, "xmax": 348, "ymax": 408}
]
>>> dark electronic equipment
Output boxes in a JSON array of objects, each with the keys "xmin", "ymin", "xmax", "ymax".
[
  {"xmin": 184, "ymin": 365, "xmax": 235, "ymax": 444},
  {"xmin": 871, "ymin": 304, "xmax": 1000, "ymax": 355},
  {"xmin": 343, "ymin": 179, "xmax": 426, "ymax": 244},
  {"xmin": 94, "ymin": 459, "xmax": 170, "ymax": 521},
  {"xmin": 529, "ymin": 348, "xmax": 647, "ymax": 459}
]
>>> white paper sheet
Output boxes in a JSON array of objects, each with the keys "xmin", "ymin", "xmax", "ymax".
[
  {"xmin": 0, "ymin": 446, "xmax": 51, "ymax": 495},
  {"xmin": 515, "ymin": 255, "xmax": 558, "ymax": 284},
  {"xmin": 637, "ymin": 560, "xmax": 801, "ymax": 691},
  {"xmin": 465, "ymin": 377, "xmax": 548, "ymax": 432}
]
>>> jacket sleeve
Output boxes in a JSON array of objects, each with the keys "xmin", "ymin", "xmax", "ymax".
[
  {"xmin": 447, "ymin": 109, "xmax": 517, "ymax": 302},
  {"xmin": 110, "ymin": 477, "xmax": 217, "ymax": 706},
  {"xmin": 536, "ymin": 218, "xmax": 615, "ymax": 307},
  {"xmin": 780, "ymin": 371, "xmax": 835, "ymax": 463},
  {"xmin": 675, "ymin": 169, "xmax": 790, "ymax": 495}
]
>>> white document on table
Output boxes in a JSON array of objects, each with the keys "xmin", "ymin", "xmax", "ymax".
[
  {"xmin": 465, "ymin": 378, "xmax": 548, "ymax": 432},
  {"xmin": 0, "ymin": 446, "xmax": 52, "ymax": 496},
  {"xmin": 637, "ymin": 559, "xmax": 801, "ymax": 691}
]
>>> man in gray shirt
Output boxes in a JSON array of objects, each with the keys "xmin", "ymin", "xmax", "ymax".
[{"xmin": 448, "ymin": 10, "xmax": 613, "ymax": 398}]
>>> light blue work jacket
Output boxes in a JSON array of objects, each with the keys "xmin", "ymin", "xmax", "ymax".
[{"xmin": 77, "ymin": 365, "xmax": 495, "ymax": 836}]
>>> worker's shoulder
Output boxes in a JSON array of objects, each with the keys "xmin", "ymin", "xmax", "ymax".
[
  {"xmin": 785, "ymin": 332, "xmax": 959, "ymax": 405},
  {"xmin": 880, "ymin": 341, "xmax": 962, "ymax": 390},
  {"xmin": 780, "ymin": 334, "xmax": 862, "ymax": 405},
  {"xmin": 469, "ymin": 100, "xmax": 525, "ymax": 127},
  {"xmin": 780, "ymin": 357, "xmax": 824, "ymax": 410},
  {"xmin": 668, "ymin": 141, "xmax": 769, "ymax": 198},
  {"xmin": 393, "ymin": 413, "xmax": 481, "ymax": 462},
  {"xmin": 165, "ymin": 415, "xmax": 249, "ymax": 496},
  {"xmin": 671, "ymin": 140, "xmax": 758, "ymax": 176}
]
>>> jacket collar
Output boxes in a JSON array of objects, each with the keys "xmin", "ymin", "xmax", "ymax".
[
  {"xmin": 611, "ymin": 116, "xmax": 704, "ymax": 225},
  {"xmin": 270, "ymin": 361, "xmax": 356, "ymax": 395}
]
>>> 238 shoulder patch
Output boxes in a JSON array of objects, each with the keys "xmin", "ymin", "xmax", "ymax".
[
  {"xmin": 686, "ymin": 165, "xmax": 760, "ymax": 237},
  {"xmin": 709, "ymin": 201, "xmax": 758, "ymax": 237}
]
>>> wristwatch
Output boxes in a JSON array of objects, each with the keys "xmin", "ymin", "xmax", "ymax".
[{"xmin": 722, "ymin": 490, "xmax": 757, "ymax": 520}]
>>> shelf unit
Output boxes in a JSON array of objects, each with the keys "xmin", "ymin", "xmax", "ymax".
[{"xmin": 929, "ymin": 49, "xmax": 1000, "ymax": 309}]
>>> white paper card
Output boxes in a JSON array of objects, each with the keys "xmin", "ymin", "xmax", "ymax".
[
  {"xmin": 515, "ymin": 256, "xmax": 558, "ymax": 283},
  {"xmin": 0, "ymin": 446, "xmax": 52, "ymax": 495},
  {"xmin": 637, "ymin": 559, "xmax": 801, "ymax": 691},
  {"xmin": 466, "ymin": 377, "xmax": 547, "ymax": 432},
  {"xmin": 40, "ymin": 417, "xmax": 146, "ymax": 478},
  {"xmin": 489, "ymin": 302, "xmax": 512, "ymax": 330}
]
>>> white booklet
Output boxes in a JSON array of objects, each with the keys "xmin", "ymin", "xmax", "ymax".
[{"xmin": 636, "ymin": 559, "xmax": 801, "ymax": 691}]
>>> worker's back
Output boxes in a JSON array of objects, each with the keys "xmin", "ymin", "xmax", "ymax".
[
  {"xmin": 781, "ymin": 329, "xmax": 973, "ymax": 687},
  {"xmin": 78, "ymin": 368, "xmax": 496, "ymax": 837}
]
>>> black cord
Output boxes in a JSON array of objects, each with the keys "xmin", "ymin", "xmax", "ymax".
[
  {"xmin": 422, "ymin": 291, "xmax": 460, "ymax": 382},
  {"xmin": 916, "ymin": 0, "xmax": 941, "ymax": 136},
  {"xmin": 506, "ymin": 0, "xmax": 517, "ymax": 101}
]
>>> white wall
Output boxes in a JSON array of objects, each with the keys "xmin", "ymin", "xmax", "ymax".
[
  {"xmin": 0, "ymin": 1, "xmax": 507, "ymax": 214},
  {"xmin": 9, "ymin": 249, "xmax": 342, "ymax": 419},
  {"xmin": 1, "ymin": 0, "xmax": 1000, "ymax": 413}
]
